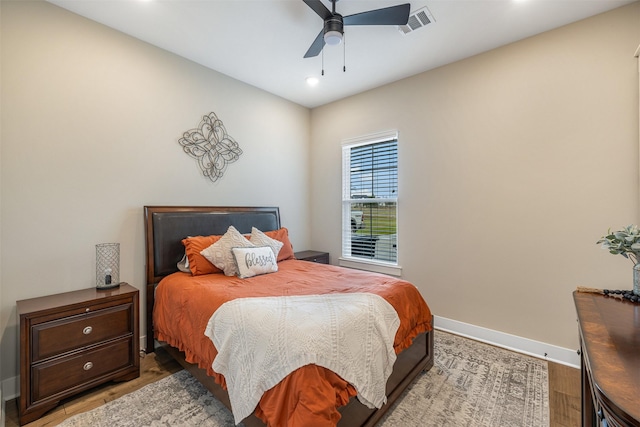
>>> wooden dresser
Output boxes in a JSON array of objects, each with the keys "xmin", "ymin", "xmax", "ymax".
[
  {"xmin": 17, "ymin": 283, "xmax": 140, "ymax": 425},
  {"xmin": 573, "ymin": 291, "xmax": 640, "ymax": 427}
]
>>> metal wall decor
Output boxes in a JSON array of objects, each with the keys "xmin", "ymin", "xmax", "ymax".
[{"xmin": 178, "ymin": 112, "xmax": 243, "ymax": 182}]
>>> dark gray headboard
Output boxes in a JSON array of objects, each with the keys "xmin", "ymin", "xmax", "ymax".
[{"xmin": 144, "ymin": 206, "xmax": 281, "ymax": 285}]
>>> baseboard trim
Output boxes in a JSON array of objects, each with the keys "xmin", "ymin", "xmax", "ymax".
[
  {"xmin": 141, "ymin": 335, "xmax": 146, "ymax": 355},
  {"xmin": 434, "ymin": 315, "xmax": 580, "ymax": 368},
  {"xmin": 2, "ymin": 375, "xmax": 18, "ymax": 402}
]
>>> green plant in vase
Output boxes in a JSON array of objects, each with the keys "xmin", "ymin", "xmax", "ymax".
[{"xmin": 596, "ymin": 224, "xmax": 640, "ymax": 296}]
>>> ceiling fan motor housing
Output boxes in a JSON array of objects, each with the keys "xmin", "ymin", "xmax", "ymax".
[{"xmin": 324, "ymin": 14, "xmax": 344, "ymax": 36}]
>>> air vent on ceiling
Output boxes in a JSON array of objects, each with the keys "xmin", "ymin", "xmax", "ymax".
[{"xmin": 398, "ymin": 6, "xmax": 435, "ymax": 35}]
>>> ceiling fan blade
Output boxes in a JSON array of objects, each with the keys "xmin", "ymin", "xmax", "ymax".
[
  {"xmin": 304, "ymin": 29, "xmax": 326, "ymax": 58},
  {"xmin": 303, "ymin": 0, "xmax": 332, "ymax": 20},
  {"xmin": 344, "ymin": 3, "xmax": 411, "ymax": 26}
]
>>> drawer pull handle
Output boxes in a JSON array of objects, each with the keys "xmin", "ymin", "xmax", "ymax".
[
  {"xmin": 83, "ymin": 326, "xmax": 92, "ymax": 335},
  {"xmin": 83, "ymin": 362, "xmax": 93, "ymax": 371}
]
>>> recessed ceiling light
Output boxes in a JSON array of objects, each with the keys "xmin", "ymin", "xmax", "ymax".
[{"xmin": 306, "ymin": 77, "xmax": 319, "ymax": 87}]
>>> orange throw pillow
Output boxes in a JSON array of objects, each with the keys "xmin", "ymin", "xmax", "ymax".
[
  {"xmin": 264, "ymin": 228, "xmax": 295, "ymax": 262},
  {"xmin": 182, "ymin": 235, "xmax": 224, "ymax": 276}
]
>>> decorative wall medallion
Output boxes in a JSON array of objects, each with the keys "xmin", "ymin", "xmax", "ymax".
[{"xmin": 178, "ymin": 112, "xmax": 243, "ymax": 182}]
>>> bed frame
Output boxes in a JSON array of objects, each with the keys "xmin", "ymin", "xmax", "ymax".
[{"xmin": 144, "ymin": 206, "xmax": 434, "ymax": 427}]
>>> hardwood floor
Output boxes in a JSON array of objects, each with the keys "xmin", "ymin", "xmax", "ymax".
[
  {"xmin": 548, "ymin": 362, "xmax": 582, "ymax": 427},
  {"xmin": 5, "ymin": 353, "xmax": 581, "ymax": 427}
]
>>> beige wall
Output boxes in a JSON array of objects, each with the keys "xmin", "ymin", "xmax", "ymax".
[
  {"xmin": 0, "ymin": 1, "xmax": 311, "ymax": 383},
  {"xmin": 310, "ymin": 3, "xmax": 640, "ymax": 351}
]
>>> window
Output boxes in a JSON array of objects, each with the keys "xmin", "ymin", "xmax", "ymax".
[{"xmin": 341, "ymin": 131, "xmax": 399, "ymax": 273}]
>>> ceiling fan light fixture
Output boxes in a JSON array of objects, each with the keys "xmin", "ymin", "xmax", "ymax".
[
  {"xmin": 323, "ymin": 14, "xmax": 344, "ymax": 46},
  {"xmin": 324, "ymin": 30, "xmax": 343, "ymax": 45}
]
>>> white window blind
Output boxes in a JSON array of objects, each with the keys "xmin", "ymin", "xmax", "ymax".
[{"xmin": 342, "ymin": 132, "xmax": 398, "ymax": 266}]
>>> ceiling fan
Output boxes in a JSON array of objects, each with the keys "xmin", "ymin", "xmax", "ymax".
[{"xmin": 302, "ymin": 0, "xmax": 411, "ymax": 58}]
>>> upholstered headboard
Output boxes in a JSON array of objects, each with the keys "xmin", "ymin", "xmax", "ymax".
[
  {"xmin": 144, "ymin": 206, "xmax": 281, "ymax": 285},
  {"xmin": 143, "ymin": 206, "xmax": 281, "ymax": 352}
]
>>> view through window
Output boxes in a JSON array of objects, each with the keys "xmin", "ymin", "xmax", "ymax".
[{"xmin": 342, "ymin": 134, "xmax": 398, "ymax": 264}]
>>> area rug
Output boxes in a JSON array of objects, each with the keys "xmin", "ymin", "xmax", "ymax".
[{"xmin": 59, "ymin": 331, "xmax": 549, "ymax": 427}]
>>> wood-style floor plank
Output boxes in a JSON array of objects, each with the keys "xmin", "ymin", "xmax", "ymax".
[
  {"xmin": 5, "ymin": 353, "xmax": 581, "ymax": 426},
  {"xmin": 548, "ymin": 362, "xmax": 581, "ymax": 427}
]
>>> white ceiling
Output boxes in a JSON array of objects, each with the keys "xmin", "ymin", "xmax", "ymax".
[{"xmin": 48, "ymin": 0, "xmax": 636, "ymax": 108}]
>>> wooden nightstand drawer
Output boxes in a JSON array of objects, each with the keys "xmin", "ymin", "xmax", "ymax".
[
  {"xmin": 18, "ymin": 283, "xmax": 140, "ymax": 425},
  {"xmin": 295, "ymin": 250, "xmax": 329, "ymax": 264},
  {"xmin": 31, "ymin": 303, "xmax": 133, "ymax": 362},
  {"xmin": 32, "ymin": 337, "xmax": 134, "ymax": 402}
]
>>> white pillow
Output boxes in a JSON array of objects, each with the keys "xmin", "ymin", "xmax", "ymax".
[
  {"xmin": 200, "ymin": 226, "xmax": 255, "ymax": 276},
  {"xmin": 232, "ymin": 246, "xmax": 278, "ymax": 278},
  {"xmin": 249, "ymin": 227, "xmax": 284, "ymax": 260}
]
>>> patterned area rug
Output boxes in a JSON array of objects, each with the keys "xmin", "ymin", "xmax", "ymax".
[
  {"xmin": 379, "ymin": 332, "xmax": 549, "ymax": 426},
  {"xmin": 59, "ymin": 331, "xmax": 548, "ymax": 427}
]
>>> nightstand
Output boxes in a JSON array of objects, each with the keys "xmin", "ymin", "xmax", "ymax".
[
  {"xmin": 17, "ymin": 283, "xmax": 140, "ymax": 425},
  {"xmin": 295, "ymin": 250, "xmax": 330, "ymax": 264}
]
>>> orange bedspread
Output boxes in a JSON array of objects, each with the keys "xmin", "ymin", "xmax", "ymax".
[{"xmin": 154, "ymin": 260, "xmax": 432, "ymax": 427}]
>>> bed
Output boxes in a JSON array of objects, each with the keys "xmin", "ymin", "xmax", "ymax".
[{"xmin": 144, "ymin": 206, "xmax": 434, "ymax": 427}]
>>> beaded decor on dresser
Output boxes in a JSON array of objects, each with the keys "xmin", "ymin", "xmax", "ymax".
[{"xmin": 58, "ymin": 331, "xmax": 549, "ymax": 427}]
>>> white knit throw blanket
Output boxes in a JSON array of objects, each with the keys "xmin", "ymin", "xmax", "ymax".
[{"xmin": 204, "ymin": 293, "xmax": 400, "ymax": 425}]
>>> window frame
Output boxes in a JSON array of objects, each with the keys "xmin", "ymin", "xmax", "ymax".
[{"xmin": 339, "ymin": 130, "xmax": 402, "ymax": 276}]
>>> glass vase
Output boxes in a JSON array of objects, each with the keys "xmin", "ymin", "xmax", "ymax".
[{"xmin": 633, "ymin": 263, "xmax": 640, "ymax": 296}]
